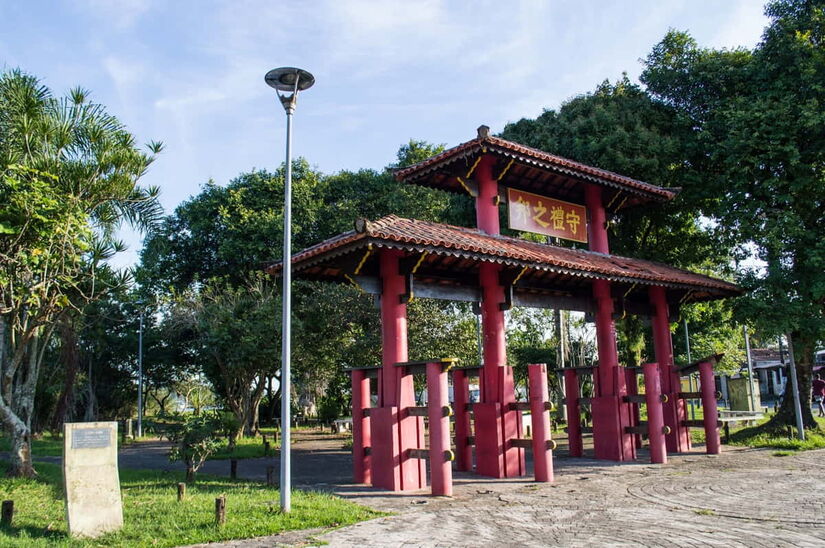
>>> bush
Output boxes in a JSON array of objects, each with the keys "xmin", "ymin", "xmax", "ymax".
[{"xmin": 169, "ymin": 414, "xmax": 222, "ymax": 482}]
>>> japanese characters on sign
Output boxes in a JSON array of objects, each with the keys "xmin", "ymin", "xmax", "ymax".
[{"xmin": 507, "ymin": 188, "xmax": 588, "ymax": 243}]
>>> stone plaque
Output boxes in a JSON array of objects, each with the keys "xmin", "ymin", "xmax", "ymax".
[
  {"xmin": 71, "ymin": 428, "xmax": 111, "ymax": 449},
  {"xmin": 63, "ymin": 421, "xmax": 123, "ymax": 538}
]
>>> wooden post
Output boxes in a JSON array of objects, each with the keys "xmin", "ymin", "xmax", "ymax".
[
  {"xmin": 642, "ymin": 362, "xmax": 667, "ymax": 464},
  {"xmin": 427, "ymin": 361, "xmax": 452, "ymax": 496},
  {"xmin": 266, "ymin": 466, "xmax": 276, "ymax": 486},
  {"xmin": 264, "ymin": 441, "xmax": 270, "ymax": 455},
  {"xmin": 1, "ymin": 500, "xmax": 13, "ymax": 526},
  {"xmin": 351, "ymin": 369, "xmax": 371, "ymax": 484},
  {"xmin": 699, "ymin": 360, "xmax": 721, "ymax": 454},
  {"xmin": 177, "ymin": 483, "xmax": 186, "ymax": 502},
  {"xmin": 452, "ymin": 369, "xmax": 472, "ymax": 471},
  {"xmin": 528, "ymin": 363, "xmax": 553, "ymax": 482},
  {"xmin": 230, "ymin": 459, "xmax": 238, "ymax": 480},
  {"xmin": 564, "ymin": 369, "xmax": 583, "ymax": 457},
  {"xmin": 215, "ymin": 496, "xmax": 226, "ymax": 525}
]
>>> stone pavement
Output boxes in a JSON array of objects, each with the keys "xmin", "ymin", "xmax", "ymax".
[{"xmin": 198, "ymin": 445, "xmax": 825, "ymax": 547}]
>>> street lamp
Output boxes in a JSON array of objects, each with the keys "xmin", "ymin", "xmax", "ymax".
[
  {"xmin": 265, "ymin": 66, "xmax": 314, "ymax": 513},
  {"xmin": 137, "ymin": 306, "xmax": 144, "ymax": 438}
]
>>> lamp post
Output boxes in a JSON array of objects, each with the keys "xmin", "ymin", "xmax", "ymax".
[
  {"xmin": 265, "ymin": 67, "xmax": 314, "ymax": 513},
  {"xmin": 136, "ymin": 307, "xmax": 144, "ymax": 438}
]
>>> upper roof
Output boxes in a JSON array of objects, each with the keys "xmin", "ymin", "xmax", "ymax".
[
  {"xmin": 394, "ymin": 126, "xmax": 678, "ymax": 210},
  {"xmin": 267, "ymin": 215, "xmax": 741, "ymax": 305}
]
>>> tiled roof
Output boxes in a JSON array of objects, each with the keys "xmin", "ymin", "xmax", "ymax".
[
  {"xmin": 394, "ymin": 131, "xmax": 677, "ymax": 203},
  {"xmin": 268, "ymin": 215, "xmax": 741, "ymax": 296}
]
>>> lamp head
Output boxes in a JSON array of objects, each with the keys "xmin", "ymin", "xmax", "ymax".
[{"xmin": 265, "ymin": 67, "xmax": 315, "ymax": 92}]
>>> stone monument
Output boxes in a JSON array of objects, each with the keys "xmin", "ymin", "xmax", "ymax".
[{"xmin": 63, "ymin": 421, "xmax": 123, "ymax": 537}]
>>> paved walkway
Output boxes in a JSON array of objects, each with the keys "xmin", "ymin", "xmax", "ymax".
[
  {"xmin": 33, "ymin": 431, "xmax": 825, "ymax": 546},
  {"xmin": 173, "ymin": 434, "xmax": 825, "ymax": 547}
]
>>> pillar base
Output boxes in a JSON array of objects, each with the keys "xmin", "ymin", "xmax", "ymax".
[
  {"xmin": 474, "ymin": 402, "xmax": 525, "ymax": 478},
  {"xmin": 369, "ymin": 406, "xmax": 426, "ymax": 491},
  {"xmin": 592, "ymin": 396, "xmax": 635, "ymax": 461}
]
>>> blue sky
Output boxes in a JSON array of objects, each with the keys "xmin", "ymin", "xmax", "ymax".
[{"xmin": 0, "ymin": 0, "xmax": 769, "ymax": 268}]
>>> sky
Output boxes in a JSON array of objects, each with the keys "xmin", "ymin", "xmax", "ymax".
[{"xmin": 0, "ymin": 0, "xmax": 770, "ymax": 268}]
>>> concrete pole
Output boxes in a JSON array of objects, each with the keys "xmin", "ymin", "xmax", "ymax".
[{"xmin": 684, "ymin": 319, "xmax": 696, "ymax": 420}]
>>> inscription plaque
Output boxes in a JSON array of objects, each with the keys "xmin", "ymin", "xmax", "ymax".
[
  {"xmin": 71, "ymin": 428, "xmax": 111, "ymax": 449},
  {"xmin": 64, "ymin": 422, "xmax": 123, "ymax": 537}
]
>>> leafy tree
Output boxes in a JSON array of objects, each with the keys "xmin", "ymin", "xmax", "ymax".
[
  {"xmin": 641, "ymin": 0, "xmax": 825, "ymax": 430},
  {"xmin": 170, "ymin": 276, "xmax": 278, "ymax": 446},
  {"xmin": 0, "ymin": 69, "xmax": 161, "ymax": 476},
  {"xmin": 502, "ymin": 77, "xmax": 737, "ymax": 369}
]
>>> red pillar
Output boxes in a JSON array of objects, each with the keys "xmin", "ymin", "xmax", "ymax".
[
  {"xmin": 586, "ymin": 184, "xmax": 633, "ymax": 461},
  {"xmin": 563, "ymin": 369, "xmax": 583, "ymax": 457},
  {"xmin": 475, "ymin": 155, "xmax": 500, "ymax": 235},
  {"xmin": 452, "ymin": 369, "xmax": 472, "ymax": 471},
  {"xmin": 649, "ymin": 285, "xmax": 690, "ymax": 453},
  {"xmin": 372, "ymin": 248, "xmax": 425, "ymax": 491},
  {"xmin": 698, "ymin": 361, "xmax": 721, "ymax": 455},
  {"xmin": 642, "ymin": 362, "xmax": 667, "ymax": 464},
  {"xmin": 473, "ymin": 154, "xmax": 523, "ymax": 478},
  {"xmin": 529, "ymin": 364, "xmax": 553, "ymax": 482},
  {"xmin": 427, "ymin": 362, "xmax": 452, "ymax": 496},
  {"xmin": 625, "ymin": 368, "xmax": 643, "ymax": 449},
  {"xmin": 351, "ymin": 370, "xmax": 371, "ymax": 484}
]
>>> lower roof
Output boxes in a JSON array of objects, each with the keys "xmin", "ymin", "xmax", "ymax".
[{"xmin": 267, "ymin": 215, "xmax": 742, "ymax": 308}]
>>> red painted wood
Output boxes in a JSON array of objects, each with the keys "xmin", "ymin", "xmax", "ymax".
[
  {"xmin": 584, "ymin": 184, "xmax": 609, "ymax": 254},
  {"xmin": 369, "ymin": 406, "xmax": 400, "ymax": 490},
  {"xmin": 351, "ymin": 370, "xmax": 371, "ymax": 484},
  {"xmin": 474, "ymin": 402, "xmax": 505, "ymax": 478},
  {"xmin": 699, "ymin": 361, "xmax": 721, "ymax": 455},
  {"xmin": 650, "ymin": 285, "xmax": 691, "ymax": 453},
  {"xmin": 528, "ymin": 364, "xmax": 553, "ymax": 482},
  {"xmin": 427, "ymin": 362, "xmax": 452, "ymax": 496},
  {"xmin": 380, "ymin": 249, "xmax": 407, "ymax": 407},
  {"xmin": 475, "ymin": 154, "xmax": 499, "ymax": 235},
  {"xmin": 563, "ymin": 369, "xmax": 583, "ymax": 457},
  {"xmin": 625, "ymin": 368, "xmax": 643, "ymax": 449},
  {"xmin": 451, "ymin": 369, "xmax": 472, "ymax": 472},
  {"xmin": 642, "ymin": 362, "xmax": 667, "ymax": 464}
]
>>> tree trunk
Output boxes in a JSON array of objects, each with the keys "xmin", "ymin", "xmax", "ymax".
[
  {"xmin": 186, "ymin": 464, "xmax": 195, "ymax": 483},
  {"xmin": 50, "ymin": 319, "xmax": 80, "ymax": 433},
  {"xmin": 765, "ymin": 333, "xmax": 818, "ymax": 432}
]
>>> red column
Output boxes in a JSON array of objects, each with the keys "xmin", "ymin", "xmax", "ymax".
[
  {"xmin": 380, "ymin": 249, "xmax": 407, "ymax": 407},
  {"xmin": 351, "ymin": 370, "xmax": 371, "ymax": 484},
  {"xmin": 698, "ymin": 361, "xmax": 721, "ymax": 455},
  {"xmin": 452, "ymin": 369, "xmax": 472, "ymax": 471},
  {"xmin": 427, "ymin": 362, "xmax": 452, "ymax": 496},
  {"xmin": 585, "ymin": 184, "xmax": 609, "ymax": 254},
  {"xmin": 372, "ymin": 248, "xmax": 425, "ymax": 491},
  {"xmin": 649, "ymin": 285, "xmax": 690, "ymax": 453},
  {"xmin": 625, "ymin": 368, "xmax": 643, "ymax": 449},
  {"xmin": 529, "ymin": 364, "xmax": 553, "ymax": 482},
  {"xmin": 474, "ymin": 154, "xmax": 522, "ymax": 478},
  {"xmin": 642, "ymin": 362, "xmax": 667, "ymax": 464},
  {"xmin": 563, "ymin": 369, "xmax": 583, "ymax": 457},
  {"xmin": 475, "ymin": 155, "xmax": 499, "ymax": 235}
]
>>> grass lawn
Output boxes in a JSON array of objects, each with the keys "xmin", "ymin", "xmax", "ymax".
[
  {"xmin": 0, "ymin": 434, "xmax": 64, "ymax": 457},
  {"xmin": 0, "ymin": 461, "xmax": 383, "ymax": 547},
  {"xmin": 209, "ymin": 436, "xmax": 272, "ymax": 460}
]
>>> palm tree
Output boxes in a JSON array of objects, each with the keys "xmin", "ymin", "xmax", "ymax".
[{"xmin": 0, "ymin": 69, "xmax": 162, "ymax": 477}]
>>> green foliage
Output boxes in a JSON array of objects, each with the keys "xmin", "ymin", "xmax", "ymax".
[
  {"xmin": 641, "ymin": 0, "xmax": 825, "ymax": 427},
  {"xmin": 168, "ymin": 413, "xmax": 221, "ymax": 481},
  {"xmin": 0, "ymin": 460, "xmax": 382, "ymax": 547}
]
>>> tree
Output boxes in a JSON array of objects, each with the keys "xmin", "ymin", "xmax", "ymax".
[
  {"xmin": 641, "ymin": 0, "xmax": 825, "ymax": 430},
  {"xmin": 170, "ymin": 276, "xmax": 278, "ymax": 445},
  {"xmin": 502, "ymin": 77, "xmax": 737, "ymax": 369},
  {"xmin": 0, "ymin": 69, "xmax": 161, "ymax": 476}
]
